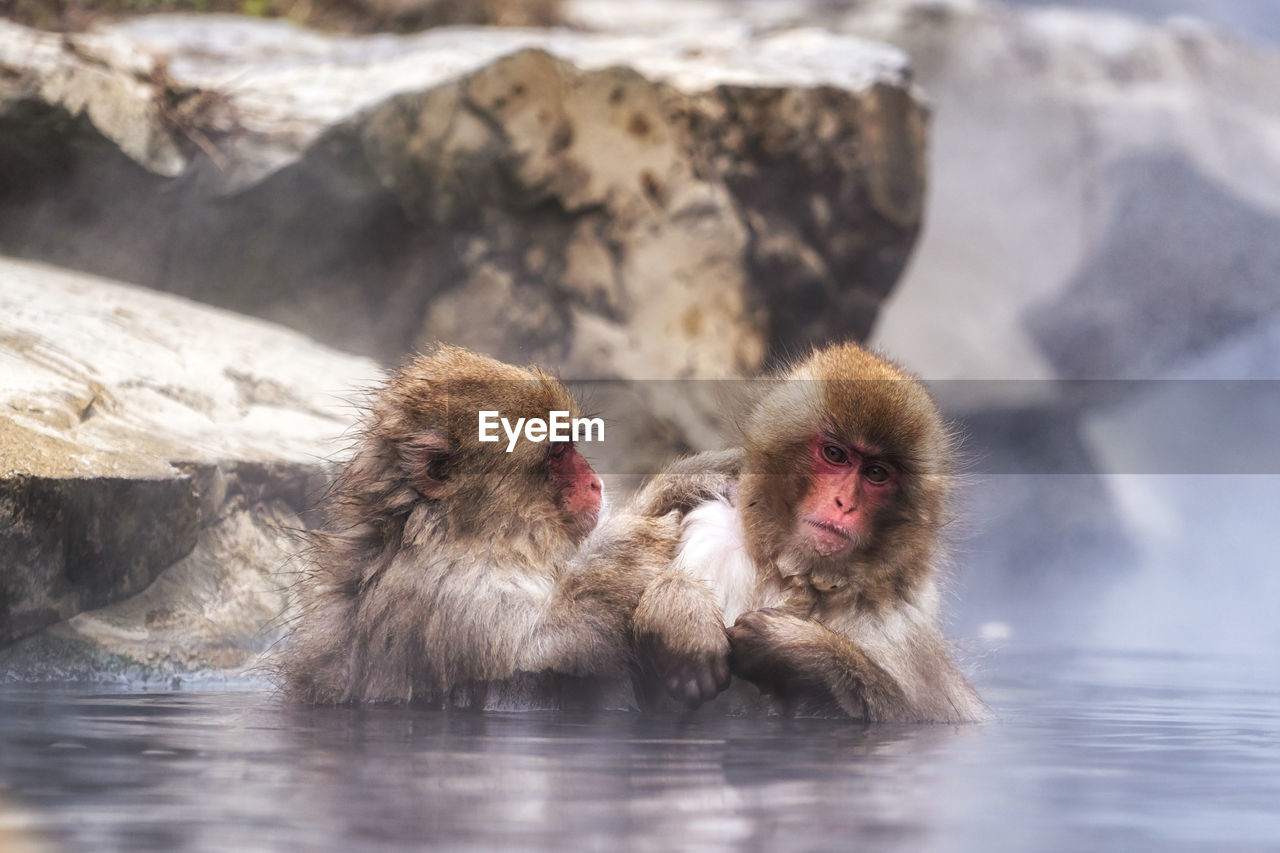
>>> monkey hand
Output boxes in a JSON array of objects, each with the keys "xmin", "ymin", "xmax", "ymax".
[
  {"xmin": 633, "ymin": 571, "xmax": 732, "ymax": 708},
  {"xmin": 727, "ymin": 609, "xmax": 834, "ymax": 698},
  {"xmin": 636, "ymin": 625, "xmax": 732, "ymax": 709}
]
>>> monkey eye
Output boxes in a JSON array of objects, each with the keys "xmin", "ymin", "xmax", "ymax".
[
  {"xmin": 864, "ymin": 463, "xmax": 891, "ymax": 484},
  {"xmin": 548, "ymin": 442, "xmax": 571, "ymax": 459},
  {"xmin": 821, "ymin": 445, "xmax": 850, "ymax": 466}
]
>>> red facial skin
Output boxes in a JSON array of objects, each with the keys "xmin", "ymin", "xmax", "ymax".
[
  {"xmin": 796, "ymin": 435, "xmax": 899, "ymax": 556},
  {"xmin": 548, "ymin": 442, "xmax": 604, "ymax": 537}
]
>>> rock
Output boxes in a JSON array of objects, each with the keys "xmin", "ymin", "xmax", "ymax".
[
  {"xmin": 3, "ymin": 0, "xmax": 562, "ymax": 33},
  {"xmin": 1028, "ymin": 154, "xmax": 1280, "ymax": 379},
  {"xmin": 351, "ymin": 0, "xmax": 562, "ymax": 28},
  {"xmin": 0, "ymin": 17, "xmax": 925, "ymax": 380},
  {"xmin": 568, "ymin": 0, "xmax": 1280, "ymax": 381},
  {"xmin": 0, "ymin": 256, "xmax": 379, "ymax": 679},
  {"xmin": 0, "ymin": 21, "xmax": 187, "ymax": 177},
  {"xmin": 852, "ymin": 0, "xmax": 1280, "ymax": 382}
]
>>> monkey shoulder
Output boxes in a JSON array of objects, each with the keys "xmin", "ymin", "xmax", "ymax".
[
  {"xmin": 587, "ymin": 510, "xmax": 683, "ymax": 555},
  {"xmin": 630, "ymin": 449, "xmax": 745, "ymax": 518},
  {"xmin": 659, "ymin": 448, "xmax": 745, "ymax": 479}
]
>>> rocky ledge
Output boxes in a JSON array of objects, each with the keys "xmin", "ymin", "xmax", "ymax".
[
  {"xmin": 0, "ymin": 257, "xmax": 378, "ymax": 681},
  {"xmin": 0, "ymin": 17, "xmax": 926, "ymax": 377}
]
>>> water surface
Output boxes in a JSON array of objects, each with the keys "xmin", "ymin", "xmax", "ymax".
[{"xmin": 1, "ymin": 650, "xmax": 1276, "ymax": 851}]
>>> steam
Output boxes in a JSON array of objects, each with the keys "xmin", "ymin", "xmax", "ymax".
[{"xmin": 1004, "ymin": 0, "xmax": 1280, "ymax": 47}]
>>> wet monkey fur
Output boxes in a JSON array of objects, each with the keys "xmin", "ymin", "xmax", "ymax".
[
  {"xmin": 279, "ymin": 345, "xmax": 677, "ymax": 706},
  {"xmin": 280, "ymin": 342, "xmax": 986, "ymax": 720},
  {"xmin": 628, "ymin": 342, "xmax": 990, "ymax": 723}
]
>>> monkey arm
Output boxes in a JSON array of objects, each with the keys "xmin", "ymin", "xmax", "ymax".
[
  {"xmin": 522, "ymin": 564, "xmax": 654, "ymax": 679},
  {"xmin": 524, "ymin": 509, "xmax": 734, "ymax": 708},
  {"xmin": 630, "ymin": 449, "xmax": 744, "ymax": 518},
  {"xmin": 727, "ymin": 609, "xmax": 915, "ymax": 722},
  {"xmin": 632, "ymin": 568, "xmax": 732, "ymax": 708},
  {"xmin": 516, "ymin": 511, "xmax": 683, "ymax": 679}
]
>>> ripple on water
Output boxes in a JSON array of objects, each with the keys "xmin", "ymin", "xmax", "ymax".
[{"xmin": 0, "ymin": 650, "xmax": 1277, "ymax": 852}]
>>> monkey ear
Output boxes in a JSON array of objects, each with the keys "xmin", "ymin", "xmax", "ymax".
[{"xmin": 401, "ymin": 431, "xmax": 454, "ymax": 499}]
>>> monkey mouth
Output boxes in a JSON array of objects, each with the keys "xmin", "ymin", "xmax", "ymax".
[
  {"xmin": 804, "ymin": 519, "xmax": 855, "ymax": 553},
  {"xmin": 570, "ymin": 508, "xmax": 600, "ymax": 537}
]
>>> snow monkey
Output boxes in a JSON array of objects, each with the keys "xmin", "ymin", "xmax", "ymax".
[
  {"xmin": 628, "ymin": 342, "xmax": 990, "ymax": 722},
  {"xmin": 280, "ymin": 345, "xmax": 677, "ymax": 707}
]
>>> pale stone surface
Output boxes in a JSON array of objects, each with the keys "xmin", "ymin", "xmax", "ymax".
[
  {"xmin": 0, "ymin": 17, "xmax": 925, "ymax": 381},
  {"xmin": 0, "ymin": 256, "xmax": 379, "ymax": 677},
  {"xmin": 851, "ymin": 1, "xmax": 1280, "ymax": 383},
  {"xmin": 0, "ymin": 20, "xmax": 186, "ymax": 176}
]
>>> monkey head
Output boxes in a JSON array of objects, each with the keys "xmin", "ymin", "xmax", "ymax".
[
  {"xmin": 355, "ymin": 345, "xmax": 604, "ymax": 546},
  {"xmin": 738, "ymin": 343, "xmax": 952, "ymax": 589}
]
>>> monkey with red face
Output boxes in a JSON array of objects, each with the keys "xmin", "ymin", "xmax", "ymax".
[
  {"xmin": 279, "ymin": 345, "xmax": 675, "ymax": 707},
  {"xmin": 629, "ymin": 342, "xmax": 989, "ymax": 722}
]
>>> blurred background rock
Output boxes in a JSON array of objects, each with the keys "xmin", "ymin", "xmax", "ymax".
[
  {"xmin": 1, "ymin": 0, "xmax": 1276, "ymax": 679},
  {"xmin": 1, "ymin": 0, "xmax": 561, "ymax": 33}
]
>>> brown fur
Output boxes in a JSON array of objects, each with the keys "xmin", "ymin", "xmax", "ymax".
[
  {"xmin": 632, "ymin": 567, "xmax": 731, "ymax": 707},
  {"xmin": 624, "ymin": 342, "xmax": 989, "ymax": 722},
  {"xmin": 278, "ymin": 345, "xmax": 674, "ymax": 706}
]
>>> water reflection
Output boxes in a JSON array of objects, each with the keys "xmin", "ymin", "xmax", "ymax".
[{"xmin": 1, "ymin": 650, "xmax": 1277, "ymax": 852}]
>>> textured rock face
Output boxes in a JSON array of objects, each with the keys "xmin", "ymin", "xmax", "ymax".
[
  {"xmin": 0, "ymin": 475, "xmax": 199, "ymax": 646},
  {"xmin": 352, "ymin": 0, "xmax": 562, "ymax": 28},
  {"xmin": 0, "ymin": 257, "xmax": 379, "ymax": 677},
  {"xmin": 5, "ymin": 0, "xmax": 560, "ymax": 32},
  {"xmin": 842, "ymin": 0, "xmax": 1280, "ymax": 382},
  {"xmin": 0, "ymin": 18, "xmax": 926, "ymax": 378},
  {"xmin": 1026, "ymin": 155, "xmax": 1280, "ymax": 380},
  {"xmin": 569, "ymin": 0, "xmax": 1280, "ymax": 381}
]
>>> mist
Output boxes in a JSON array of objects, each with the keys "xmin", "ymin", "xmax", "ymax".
[
  {"xmin": 863, "ymin": 0, "xmax": 1280, "ymax": 661},
  {"xmin": 1005, "ymin": 0, "xmax": 1280, "ymax": 47}
]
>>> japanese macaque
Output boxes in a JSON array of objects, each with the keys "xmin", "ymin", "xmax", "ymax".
[
  {"xmin": 279, "ymin": 345, "xmax": 675, "ymax": 706},
  {"xmin": 629, "ymin": 342, "xmax": 989, "ymax": 723}
]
